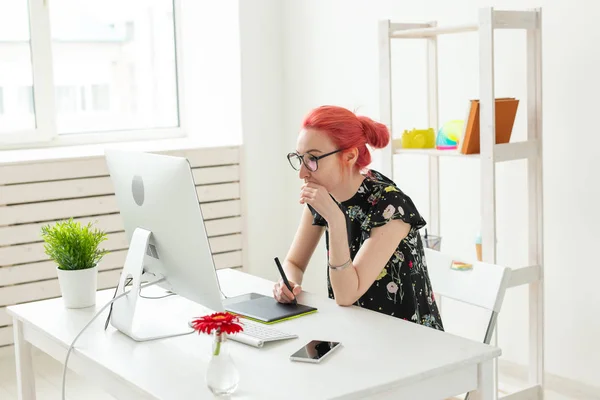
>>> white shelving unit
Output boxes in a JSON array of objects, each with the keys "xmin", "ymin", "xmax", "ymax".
[{"xmin": 378, "ymin": 7, "xmax": 544, "ymax": 400}]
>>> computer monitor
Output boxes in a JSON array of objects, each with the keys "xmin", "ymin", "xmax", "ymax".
[{"xmin": 104, "ymin": 149, "xmax": 226, "ymax": 341}]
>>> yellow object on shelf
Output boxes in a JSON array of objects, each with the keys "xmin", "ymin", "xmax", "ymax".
[{"xmin": 400, "ymin": 128, "xmax": 435, "ymax": 149}]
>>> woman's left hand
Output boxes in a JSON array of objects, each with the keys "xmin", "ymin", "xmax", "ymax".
[{"xmin": 300, "ymin": 182, "xmax": 343, "ymax": 223}]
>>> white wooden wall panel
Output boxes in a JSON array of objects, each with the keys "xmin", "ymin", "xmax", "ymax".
[
  {"xmin": 0, "ymin": 147, "xmax": 240, "ymax": 184},
  {"xmin": 1, "ymin": 196, "xmax": 119, "ymax": 226},
  {"xmin": 201, "ymin": 200, "xmax": 241, "ymax": 220},
  {"xmin": 0, "ymin": 311, "xmax": 11, "ymax": 329},
  {"xmin": 0, "ymin": 215, "xmax": 242, "ymax": 247},
  {"xmin": 0, "ymin": 145, "xmax": 244, "ymax": 349},
  {"xmin": 0, "ymin": 250, "xmax": 129, "ymax": 287},
  {"xmin": 0, "ymin": 326, "xmax": 13, "ymax": 348},
  {"xmin": 0, "ymin": 184, "xmax": 241, "ymax": 226},
  {"xmin": 0, "ymin": 165, "xmax": 240, "ymax": 205},
  {"xmin": 0, "ymin": 231, "xmax": 243, "ymax": 266}
]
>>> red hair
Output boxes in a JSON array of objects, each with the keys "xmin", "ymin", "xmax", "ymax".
[{"xmin": 301, "ymin": 105, "xmax": 390, "ymax": 171}]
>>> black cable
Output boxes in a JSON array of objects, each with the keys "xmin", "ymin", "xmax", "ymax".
[
  {"xmin": 104, "ymin": 277, "xmax": 178, "ymax": 330},
  {"xmin": 220, "ymin": 287, "xmax": 229, "ymax": 299},
  {"xmin": 104, "ymin": 277, "xmax": 132, "ymax": 330}
]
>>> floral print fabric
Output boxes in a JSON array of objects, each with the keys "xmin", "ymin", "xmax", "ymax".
[{"xmin": 309, "ymin": 169, "xmax": 444, "ymax": 331}]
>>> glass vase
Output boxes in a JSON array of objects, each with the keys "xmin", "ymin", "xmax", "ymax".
[{"xmin": 206, "ymin": 331, "xmax": 240, "ymax": 396}]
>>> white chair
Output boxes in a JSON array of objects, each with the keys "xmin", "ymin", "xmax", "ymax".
[{"xmin": 424, "ymin": 248, "xmax": 512, "ymax": 400}]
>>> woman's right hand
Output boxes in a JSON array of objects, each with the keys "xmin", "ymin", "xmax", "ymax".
[{"xmin": 273, "ymin": 279, "xmax": 302, "ymax": 303}]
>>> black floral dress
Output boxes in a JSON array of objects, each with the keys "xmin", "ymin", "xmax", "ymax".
[{"xmin": 309, "ymin": 169, "xmax": 444, "ymax": 331}]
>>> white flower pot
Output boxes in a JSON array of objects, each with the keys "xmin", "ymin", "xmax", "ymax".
[{"xmin": 56, "ymin": 265, "xmax": 98, "ymax": 308}]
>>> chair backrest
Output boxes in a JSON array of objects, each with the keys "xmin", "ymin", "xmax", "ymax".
[{"xmin": 424, "ymin": 248, "xmax": 511, "ymax": 314}]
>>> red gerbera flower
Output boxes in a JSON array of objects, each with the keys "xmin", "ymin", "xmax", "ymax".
[{"xmin": 191, "ymin": 312, "xmax": 244, "ymax": 335}]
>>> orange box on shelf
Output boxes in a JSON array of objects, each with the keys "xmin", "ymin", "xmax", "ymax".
[{"xmin": 458, "ymin": 98, "xmax": 519, "ymax": 155}]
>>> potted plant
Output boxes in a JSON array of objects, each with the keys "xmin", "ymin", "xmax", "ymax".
[{"xmin": 41, "ymin": 218, "xmax": 109, "ymax": 309}]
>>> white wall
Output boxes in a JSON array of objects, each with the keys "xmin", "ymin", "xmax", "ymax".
[
  {"xmin": 238, "ymin": 0, "xmax": 298, "ymax": 284},
  {"xmin": 238, "ymin": 0, "xmax": 600, "ymax": 389},
  {"xmin": 180, "ymin": 0, "xmax": 242, "ymax": 146},
  {"xmin": 277, "ymin": 0, "xmax": 600, "ymax": 389}
]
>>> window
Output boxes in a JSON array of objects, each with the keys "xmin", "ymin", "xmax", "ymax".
[
  {"xmin": 91, "ymin": 84, "xmax": 110, "ymax": 112},
  {"xmin": 0, "ymin": 2, "xmax": 35, "ymax": 133},
  {"xmin": 0, "ymin": 0, "xmax": 183, "ymax": 146},
  {"xmin": 17, "ymin": 86, "xmax": 35, "ymax": 114},
  {"xmin": 55, "ymin": 86, "xmax": 78, "ymax": 113}
]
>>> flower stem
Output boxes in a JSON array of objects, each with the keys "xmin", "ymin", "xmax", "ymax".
[{"xmin": 213, "ymin": 330, "xmax": 222, "ymax": 356}]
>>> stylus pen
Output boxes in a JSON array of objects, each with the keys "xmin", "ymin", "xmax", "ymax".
[{"xmin": 274, "ymin": 257, "xmax": 297, "ymax": 305}]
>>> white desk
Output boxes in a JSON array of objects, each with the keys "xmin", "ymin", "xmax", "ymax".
[{"xmin": 8, "ymin": 269, "xmax": 500, "ymax": 399}]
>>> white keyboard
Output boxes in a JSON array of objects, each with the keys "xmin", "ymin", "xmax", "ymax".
[
  {"xmin": 187, "ymin": 319, "xmax": 297, "ymax": 348},
  {"xmin": 231, "ymin": 320, "xmax": 297, "ymax": 348}
]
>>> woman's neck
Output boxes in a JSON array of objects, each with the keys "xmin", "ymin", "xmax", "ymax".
[{"xmin": 330, "ymin": 171, "xmax": 366, "ymax": 203}]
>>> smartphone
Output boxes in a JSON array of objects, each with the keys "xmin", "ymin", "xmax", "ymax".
[{"xmin": 289, "ymin": 340, "xmax": 342, "ymax": 363}]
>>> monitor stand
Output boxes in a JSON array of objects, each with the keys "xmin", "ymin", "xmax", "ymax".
[{"xmin": 110, "ymin": 228, "xmax": 194, "ymax": 342}]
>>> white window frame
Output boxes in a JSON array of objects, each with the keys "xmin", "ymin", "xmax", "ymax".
[{"xmin": 0, "ymin": 0, "xmax": 186, "ymax": 149}]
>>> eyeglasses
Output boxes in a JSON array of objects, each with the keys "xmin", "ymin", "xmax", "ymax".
[{"xmin": 287, "ymin": 149, "xmax": 343, "ymax": 172}]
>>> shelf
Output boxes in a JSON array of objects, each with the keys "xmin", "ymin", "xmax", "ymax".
[
  {"xmin": 508, "ymin": 265, "xmax": 541, "ymax": 288},
  {"xmin": 494, "ymin": 141, "xmax": 538, "ymax": 162},
  {"xmin": 390, "ymin": 24, "xmax": 478, "ymax": 39},
  {"xmin": 394, "ymin": 148, "xmax": 478, "ymax": 158},
  {"xmin": 388, "ymin": 10, "xmax": 537, "ymax": 39},
  {"xmin": 393, "ymin": 141, "xmax": 538, "ymax": 162},
  {"xmin": 492, "ymin": 10, "xmax": 538, "ymax": 30},
  {"xmin": 380, "ymin": 8, "xmax": 544, "ymax": 400}
]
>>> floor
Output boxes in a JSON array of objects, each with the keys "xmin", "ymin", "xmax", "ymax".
[{"xmin": 0, "ymin": 349, "xmax": 597, "ymax": 399}]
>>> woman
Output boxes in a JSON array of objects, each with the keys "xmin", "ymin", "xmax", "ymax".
[{"xmin": 273, "ymin": 105, "xmax": 443, "ymax": 330}]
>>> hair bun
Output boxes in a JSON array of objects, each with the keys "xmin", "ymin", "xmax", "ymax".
[{"xmin": 358, "ymin": 116, "xmax": 390, "ymax": 149}]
